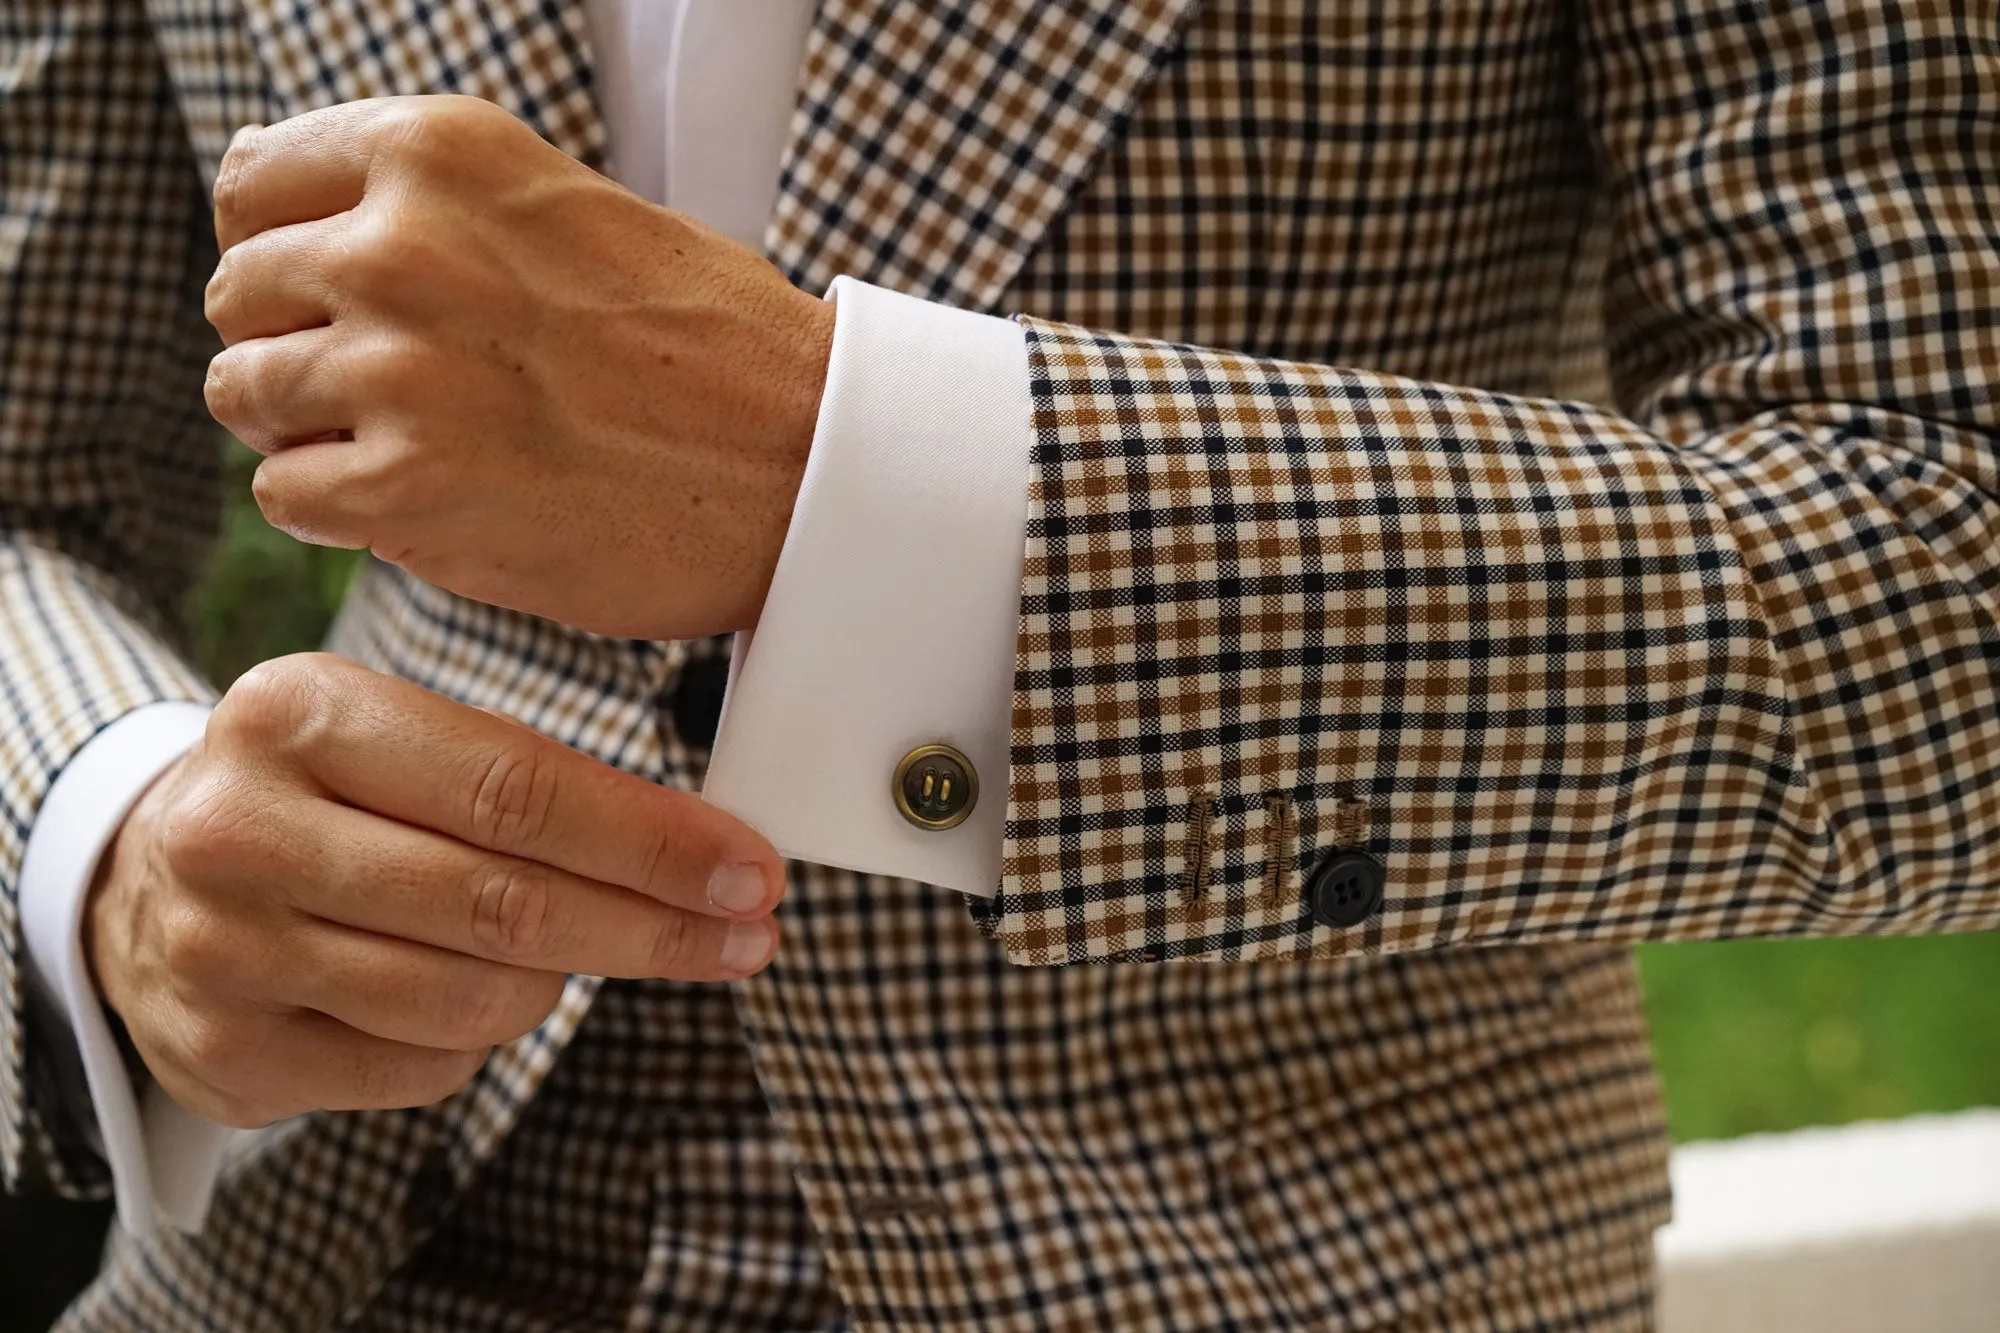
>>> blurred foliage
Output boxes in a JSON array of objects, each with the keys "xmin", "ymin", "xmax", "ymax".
[
  {"xmin": 1638, "ymin": 933, "xmax": 2000, "ymax": 1141},
  {"xmin": 4, "ymin": 439, "xmax": 1994, "ymax": 1328},
  {"xmin": 189, "ymin": 441, "xmax": 365, "ymax": 685}
]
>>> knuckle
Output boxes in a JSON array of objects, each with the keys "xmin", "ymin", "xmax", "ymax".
[
  {"xmin": 645, "ymin": 910, "xmax": 695, "ymax": 977},
  {"xmin": 341, "ymin": 208, "xmax": 437, "ymax": 296},
  {"xmin": 154, "ymin": 804, "xmax": 208, "ymax": 877},
  {"xmin": 159, "ymin": 904, "xmax": 240, "ymax": 988},
  {"xmin": 356, "ymin": 437, "xmax": 433, "ymax": 519},
  {"xmin": 349, "ymin": 338, "xmax": 433, "ymax": 412},
  {"xmin": 389, "ymin": 95, "xmax": 500, "ymax": 160},
  {"xmin": 156, "ymin": 775, "xmax": 254, "ymax": 877},
  {"xmin": 211, "ymin": 143, "xmax": 256, "ymax": 225},
  {"xmin": 468, "ymin": 862, "xmax": 554, "ymax": 962},
  {"xmin": 467, "ymin": 746, "xmax": 556, "ymax": 852},
  {"xmin": 248, "ymin": 456, "xmax": 301, "ymax": 530},
  {"xmin": 375, "ymin": 99, "xmax": 444, "ymax": 155},
  {"xmin": 632, "ymin": 819, "xmax": 677, "ymax": 903},
  {"xmin": 203, "ymin": 255, "xmax": 241, "ymax": 331},
  {"xmin": 321, "ymin": 452, "xmax": 411, "ymax": 542},
  {"xmin": 178, "ymin": 1006, "xmax": 256, "ymax": 1081},
  {"xmin": 219, "ymin": 655, "xmax": 324, "ymax": 747},
  {"xmin": 252, "ymin": 461, "xmax": 364, "ymax": 550},
  {"xmin": 203, "ymin": 348, "xmax": 255, "ymax": 429}
]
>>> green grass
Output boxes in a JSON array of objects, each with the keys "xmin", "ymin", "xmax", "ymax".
[
  {"xmin": 186, "ymin": 439, "xmax": 1999, "ymax": 1144},
  {"xmin": 1638, "ymin": 934, "xmax": 2000, "ymax": 1141}
]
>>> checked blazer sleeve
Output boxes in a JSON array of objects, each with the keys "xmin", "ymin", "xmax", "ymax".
[
  {"xmin": 981, "ymin": 0, "xmax": 2000, "ymax": 966},
  {"xmin": 1, "ymin": 0, "xmax": 222, "ymax": 1193}
]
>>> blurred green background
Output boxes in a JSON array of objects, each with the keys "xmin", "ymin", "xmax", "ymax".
[{"xmin": 5, "ymin": 441, "xmax": 1996, "ymax": 1328}]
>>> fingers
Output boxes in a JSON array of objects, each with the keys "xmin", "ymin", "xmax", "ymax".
[
  {"xmin": 249, "ymin": 438, "xmax": 392, "ymax": 548},
  {"xmin": 257, "ymin": 799, "xmax": 779, "ymax": 980},
  {"xmin": 136, "ymin": 991, "xmax": 489, "ymax": 1129},
  {"xmin": 213, "ymin": 96, "xmax": 521, "ymax": 250},
  {"xmin": 278, "ymin": 922, "xmax": 567, "ymax": 1050},
  {"xmin": 206, "ymin": 213, "xmax": 343, "ymax": 345},
  {"xmin": 257, "ymin": 1011, "xmax": 491, "ymax": 1118},
  {"xmin": 289, "ymin": 667, "xmax": 786, "ymax": 916},
  {"xmin": 207, "ymin": 326, "xmax": 356, "ymax": 454},
  {"xmin": 214, "ymin": 110, "xmax": 376, "ymax": 250}
]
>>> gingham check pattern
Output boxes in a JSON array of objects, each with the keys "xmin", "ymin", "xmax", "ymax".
[
  {"xmin": 980, "ymin": 0, "xmax": 2000, "ymax": 967},
  {"xmin": 2, "ymin": 0, "xmax": 1993, "ymax": 1329}
]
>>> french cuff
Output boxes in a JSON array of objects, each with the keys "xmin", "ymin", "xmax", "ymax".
[
  {"xmin": 702, "ymin": 277, "xmax": 1032, "ymax": 896},
  {"xmin": 19, "ymin": 700, "xmax": 240, "ymax": 1237}
]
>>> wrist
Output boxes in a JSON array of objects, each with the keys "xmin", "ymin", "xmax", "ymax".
[
  {"xmin": 83, "ymin": 753, "xmax": 180, "ymax": 1024},
  {"xmin": 736, "ymin": 287, "xmax": 835, "ymax": 631}
]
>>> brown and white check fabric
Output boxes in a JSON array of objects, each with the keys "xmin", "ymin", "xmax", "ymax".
[
  {"xmin": 982, "ymin": 0, "xmax": 2000, "ymax": 969},
  {"xmin": 2, "ymin": 0, "xmax": 1995, "ymax": 1328}
]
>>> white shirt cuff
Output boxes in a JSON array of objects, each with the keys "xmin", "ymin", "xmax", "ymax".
[
  {"xmin": 19, "ymin": 700, "xmax": 240, "ymax": 1237},
  {"xmin": 702, "ymin": 277, "xmax": 1032, "ymax": 896}
]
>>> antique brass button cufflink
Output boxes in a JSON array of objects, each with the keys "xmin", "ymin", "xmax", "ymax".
[{"xmin": 894, "ymin": 744, "xmax": 977, "ymax": 830}]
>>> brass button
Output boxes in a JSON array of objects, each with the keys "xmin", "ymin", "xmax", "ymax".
[{"xmin": 893, "ymin": 744, "xmax": 977, "ymax": 830}]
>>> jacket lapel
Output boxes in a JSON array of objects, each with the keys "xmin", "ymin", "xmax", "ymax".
[
  {"xmin": 153, "ymin": 0, "xmax": 1202, "ymax": 311},
  {"xmin": 768, "ymin": 0, "xmax": 1201, "ymax": 312},
  {"xmin": 144, "ymin": 0, "xmax": 277, "ymax": 174}
]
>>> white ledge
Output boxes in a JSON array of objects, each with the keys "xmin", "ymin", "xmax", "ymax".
[{"xmin": 1657, "ymin": 1109, "xmax": 2000, "ymax": 1332}]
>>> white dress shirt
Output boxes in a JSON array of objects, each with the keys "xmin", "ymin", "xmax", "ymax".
[{"xmin": 19, "ymin": 0, "xmax": 1030, "ymax": 1236}]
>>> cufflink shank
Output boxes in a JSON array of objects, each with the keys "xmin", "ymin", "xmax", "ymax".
[{"xmin": 894, "ymin": 744, "xmax": 977, "ymax": 830}]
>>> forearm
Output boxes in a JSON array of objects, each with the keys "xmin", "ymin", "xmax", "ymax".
[
  {"xmin": 970, "ymin": 0, "xmax": 2000, "ymax": 966},
  {"xmin": 979, "ymin": 320, "xmax": 2000, "ymax": 966}
]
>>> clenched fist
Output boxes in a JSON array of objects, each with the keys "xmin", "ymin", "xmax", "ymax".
[
  {"xmin": 86, "ymin": 654, "xmax": 785, "ymax": 1129},
  {"xmin": 203, "ymin": 95, "xmax": 835, "ymax": 641}
]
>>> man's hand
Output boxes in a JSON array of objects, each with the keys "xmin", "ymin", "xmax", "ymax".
[
  {"xmin": 86, "ymin": 654, "xmax": 785, "ymax": 1129},
  {"xmin": 202, "ymin": 96, "xmax": 835, "ymax": 641}
]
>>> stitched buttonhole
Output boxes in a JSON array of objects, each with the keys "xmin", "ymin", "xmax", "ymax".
[
  {"xmin": 1179, "ymin": 790, "xmax": 1216, "ymax": 897},
  {"xmin": 1263, "ymin": 793, "xmax": 1297, "ymax": 900},
  {"xmin": 1333, "ymin": 796, "xmax": 1373, "ymax": 848}
]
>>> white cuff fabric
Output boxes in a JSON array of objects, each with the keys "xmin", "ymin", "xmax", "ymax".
[
  {"xmin": 19, "ymin": 700, "xmax": 239, "ymax": 1237},
  {"xmin": 702, "ymin": 278, "xmax": 1033, "ymax": 896}
]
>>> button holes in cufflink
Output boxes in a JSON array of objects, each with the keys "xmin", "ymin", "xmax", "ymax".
[{"xmin": 893, "ymin": 744, "xmax": 977, "ymax": 830}]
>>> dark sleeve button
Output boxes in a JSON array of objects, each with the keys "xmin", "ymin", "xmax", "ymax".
[
  {"xmin": 669, "ymin": 655, "xmax": 731, "ymax": 751},
  {"xmin": 1305, "ymin": 850, "xmax": 1385, "ymax": 928},
  {"xmin": 894, "ymin": 744, "xmax": 977, "ymax": 830}
]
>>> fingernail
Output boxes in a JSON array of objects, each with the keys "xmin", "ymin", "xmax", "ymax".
[
  {"xmin": 720, "ymin": 921, "xmax": 774, "ymax": 975},
  {"xmin": 707, "ymin": 863, "xmax": 770, "ymax": 915}
]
